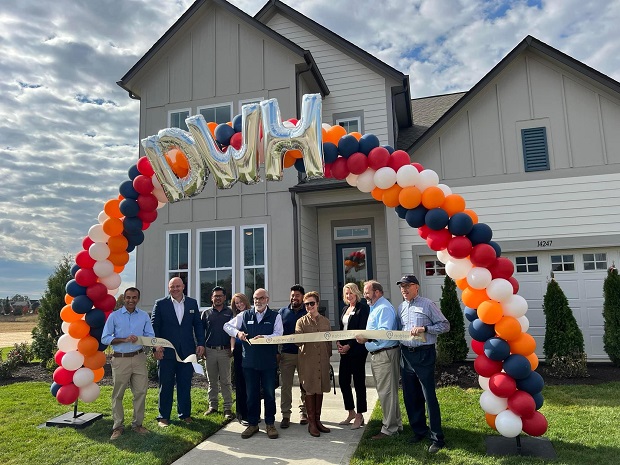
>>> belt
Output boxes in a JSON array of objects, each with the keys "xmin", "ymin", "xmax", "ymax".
[
  {"xmin": 401, "ymin": 344, "xmax": 435, "ymax": 353},
  {"xmin": 207, "ymin": 345, "xmax": 231, "ymax": 350},
  {"xmin": 370, "ymin": 346, "xmax": 399, "ymax": 355},
  {"xmin": 113, "ymin": 349, "xmax": 144, "ymax": 358}
]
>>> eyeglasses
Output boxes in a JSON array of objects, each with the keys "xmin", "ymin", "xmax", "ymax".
[
  {"xmin": 254, "ymin": 296, "xmax": 267, "ymax": 301},
  {"xmin": 304, "ymin": 301, "xmax": 317, "ymax": 307},
  {"xmin": 213, "ymin": 295, "xmax": 225, "ymax": 299},
  {"xmin": 399, "ymin": 283, "xmax": 416, "ymax": 289}
]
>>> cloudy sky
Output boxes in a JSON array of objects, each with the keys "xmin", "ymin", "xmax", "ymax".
[{"xmin": 1, "ymin": 0, "xmax": 619, "ymax": 300}]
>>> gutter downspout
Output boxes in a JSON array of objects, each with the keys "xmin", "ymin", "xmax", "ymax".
[{"xmin": 290, "ymin": 191, "xmax": 300, "ymax": 284}]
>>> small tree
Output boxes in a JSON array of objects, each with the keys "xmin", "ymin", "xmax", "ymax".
[
  {"xmin": 31, "ymin": 255, "xmax": 73, "ymax": 365},
  {"xmin": 436, "ymin": 275, "xmax": 468, "ymax": 365},
  {"xmin": 2, "ymin": 297, "xmax": 11, "ymax": 315},
  {"xmin": 603, "ymin": 266, "xmax": 620, "ymax": 366}
]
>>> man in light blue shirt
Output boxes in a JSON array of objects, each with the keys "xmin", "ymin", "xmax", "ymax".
[{"xmin": 101, "ymin": 287, "xmax": 155, "ymax": 440}]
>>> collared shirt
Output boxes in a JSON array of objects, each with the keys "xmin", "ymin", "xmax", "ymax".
[
  {"xmin": 364, "ymin": 295, "xmax": 399, "ymax": 353},
  {"xmin": 224, "ymin": 307, "xmax": 283, "ymax": 338},
  {"xmin": 202, "ymin": 305, "xmax": 234, "ymax": 346},
  {"xmin": 279, "ymin": 304, "xmax": 307, "ymax": 354},
  {"xmin": 398, "ymin": 295, "xmax": 450, "ymax": 347},
  {"xmin": 172, "ymin": 295, "xmax": 185, "ymax": 324},
  {"xmin": 101, "ymin": 306, "xmax": 155, "ymax": 353}
]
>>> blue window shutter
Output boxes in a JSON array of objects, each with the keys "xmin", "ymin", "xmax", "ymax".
[{"xmin": 522, "ymin": 127, "xmax": 549, "ymax": 171}]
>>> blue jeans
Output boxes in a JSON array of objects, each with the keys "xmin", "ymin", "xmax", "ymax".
[
  {"xmin": 243, "ymin": 366, "xmax": 276, "ymax": 426},
  {"xmin": 400, "ymin": 345, "xmax": 445, "ymax": 446}
]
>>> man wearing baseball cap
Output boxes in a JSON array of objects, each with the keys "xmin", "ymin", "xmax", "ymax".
[{"xmin": 396, "ymin": 274, "xmax": 450, "ymax": 454}]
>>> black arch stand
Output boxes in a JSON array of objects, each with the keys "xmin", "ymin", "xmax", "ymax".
[
  {"xmin": 45, "ymin": 400, "xmax": 102, "ymax": 429},
  {"xmin": 486, "ymin": 434, "xmax": 557, "ymax": 459}
]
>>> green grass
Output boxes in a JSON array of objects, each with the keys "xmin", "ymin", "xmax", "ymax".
[
  {"xmin": 0, "ymin": 383, "xmax": 227, "ymax": 465},
  {"xmin": 352, "ymin": 382, "xmax": 620, "ymax": 465}
]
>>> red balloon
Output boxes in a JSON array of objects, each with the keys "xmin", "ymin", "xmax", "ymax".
[
  {"xmin": 470, "ymin": 244, "xmax": 496, "ymax": 268},
  {"xmin": 489, "ymin": 257, "xmax": 515, "ymax": 279},
  {"xmin": 474, "ymin": 353, "xmax": 503, "ymax": 377},
  {"xmin": 387, "ymin": 150, "xmax": 411, "ymax": 171},
  {"xmin": 287, "ymin": 118, "xmax": 299, "ymax": 126},
  {"xmin": 53, "ymin": 366, "xmax": 76, "ymax": 385},
  {"xmin": 93, "ymin": 294, "xmax": 116, "ymax": 313},
  {"xmin": 142, "ymin": 221, "xmax": 151, "ymax": 231},
  {"xmin": 347, "ymin": 152, "xmax": 369, "ymax": 175},
  {"xmin": 331, "ymin": 157, "xmax": 350, "ymax": 180},
  {"xmin": 75, "ymin": 268, "xmax": 98, "ymax": 287},
  {"xmin": 367, "ymin": 146, "xmax": 390, "ymax": 170},
  {"xmin": 508, "ymin": 276, "xmax": 520, "ymax": 294},
  {"xmin": 133, "ymin": 175, "xmax": 154, "ymax": 195},
  {"xmin": 136, "ymin": 156, "xmax": 155, "ymax": 177},
  {"xmin": 137, "ymin": 193, "xmax": 158, "ymax": 212},
  {"xmin": 138, "ymin": 209, "xmax": 158, "ymax": 223},
  {"xmin": 471, "ymin": 339, "xmax": 484, "ymax": 355},
  {"xmin": 411, "ymin": 162, "xmax": 424, "ymax": 172},
  {"xmin": 75, "ymin": 250, "xmax": 96, "ymax": 269},
  {"xmin": 86, "ymin": 283, "xmax": 108, "ymax": 303},
  {"xmin": 521, "ymin": 411, "xmax": 548, "ymax": 436},
  {"xmin": 54, "ymin": 350, "xmax": 66, "ymax": 367},
  {"xmin": 82, "ymin": 236, "xmax": 95, "ymax": 251},
  {"xmin": 508, "ymin": 390, "xmax": 536, "ymax": 418},
  {"xmin": 229, "ymin": 132, "xmax": 242, "ymax": 150},
  {"xmin": 489, "ymin": 373, "xmax": 517, "ymax": 398},
  {"xmin": 426, "ymin": 229, "xmax": 452, "ymax": 251},
  {"xmin": 447, "ymin": 236, "xmax": 473, "ymax": 259},
  {"xmin": 418, "ymin": 225, "xmax": 431, "ymax": 239},
  {"xmin": 323, "ymin": 163, "xmax": 333, "ymax": 178},
  {"xmin": 56, "ymin": 383, "xmax": 80, "ymax": 405}
]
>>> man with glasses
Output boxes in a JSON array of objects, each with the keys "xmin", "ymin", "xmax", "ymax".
[
  {"xmin": 201, "ymin": 286, "xmax": 234, "ymax": 420},
  {"xmin": 224, "ymin": 288, "xmax": 283, "ymax": 439},
  {"xmin": 397, "ymin": 275, "xmax": 449, "ymax": 454}
]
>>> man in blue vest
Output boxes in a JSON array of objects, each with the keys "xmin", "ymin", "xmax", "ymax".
[{"xmin": 224, "ymin": 288, "xmax": 283, "ymax": 439}]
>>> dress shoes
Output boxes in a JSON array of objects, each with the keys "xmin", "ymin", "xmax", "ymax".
[{"xmin": 157, "ymin": 419, "xmax": 170, "ymax": 428}]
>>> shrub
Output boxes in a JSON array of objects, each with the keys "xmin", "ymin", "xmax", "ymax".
[
  {"xmin": 603, "ymin": 266, "xmax": 620, "ymax": 366},
  {"xmin": 546, "ymin": 353, "xmax": 589, "ymax": 378},
  {"xmin": 146, "ymin": 351, "xmax": 158, "ymax": 380},
  {"xmin": 7, "ymin": 342, "xmax": 33, "ymax": 366},
  {"xmin": 0, "ymin": 352, "xmax": 17, "ymax": 380},
  {"xmin": 436, "ymin": 275, "xmax": 468, "ymax": 365}
]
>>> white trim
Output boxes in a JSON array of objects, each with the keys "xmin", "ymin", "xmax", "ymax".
[
  {"xmin": 335, "ymin": 116, "xmax": 361, "ymax": 133},
  {"xmin": 334, "ymin": 225, "xmax": 371, "ymax": 240},
  {"xmin": 196, "ymin": 227, "xmax": 236, "ymax": 309},
  {"xmin": 240, "ymin": 224, "xmax": 268, "ymax": 296},
  {"xmin": 168, "ymin": 108, "xmax": 192, "ymax": 129},
  {"xmin": 165, "ymin": 229, "xmax": 192, "ymax": 295},
  {"xmin": 239, "ymin": 97, "xmax": 264, "ymax": 113},
  {"xmin": 196, "ymin": 102, "xmax": 234, "ymax": 124}
]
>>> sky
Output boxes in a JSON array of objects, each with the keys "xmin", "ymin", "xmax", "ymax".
[{"xmin": 1, "ymin": 0, "xmax": 619, "ymax": 300}]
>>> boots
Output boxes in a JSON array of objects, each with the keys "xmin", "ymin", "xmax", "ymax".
[
  {"xmin": 315, "ymin": 394, "xmax": 330, "ymax": 433},
  {"xmin": 305, "ymin": 394, "xmax": 320, "ymax": 437}
]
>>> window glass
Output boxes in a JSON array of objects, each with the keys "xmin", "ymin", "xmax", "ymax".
[
  {"xmin": 242, "ymin": 226, "xmax": 267, "ymax": 297},
  {"xmin": 200, "ymin": 105, "xmax": 232, "ymax": 125},
  {"xmin": 170, "ymin": 110, "xmax": 190, "ymax": 131},
  {"xmin": 551, "ymin": 254, "xmax": 574, "ymax": 272},
  {"xmin": 198, "ymin": 229, "xmax": 233, "ymax": 307},
  {"xmin": 583, "ymin": 252, "xmax": 607, "ymax": 271}
]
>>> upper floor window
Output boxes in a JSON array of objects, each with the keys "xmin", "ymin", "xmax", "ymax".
[
  {"xmin": 169, "ymin": 109, "xmax": 191, "ymax": 132},
  {"xmin": 239, "ymin": 98, "xmax": 264, "ymax": 113},
  {"xmin": 522, "ymin": 127, "xmax": 549, "ymax": 172},
  {"xmin": 583, "ymin": 253, "xmax": 607, "ymax": 271},
  {"xmin": 198, "ymin": 103, "xmax": 233, "ymax": 125},
  {"xmin": 336, "ymin": 117, "xmax": 361, "ymax": 134},
  {"xmin": 551, "ymin": 254, "xmax": 575, "ymax": 272},
  {"xmin": 167, "ymin": 231, "xmax": 190, "ymax": 293},
  {"xmin": 242, "ymin": 225, "xmax": 267, "ymax": 298},
  {"xmin": 198, "ymin": 228, "xmax": 234, "ymax": 308},
  {"xmin": 515, "ymin": 256, "xmax": 539, "ymax": 273}
]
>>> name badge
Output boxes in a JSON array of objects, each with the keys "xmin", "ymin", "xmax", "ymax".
[
  {"xmin": 190, "ymin": 309, "xmax": 195, "ymax": 314},
  {"xmin": 247, "ymin": 321, "xmax": 255, "ymax": 325}
]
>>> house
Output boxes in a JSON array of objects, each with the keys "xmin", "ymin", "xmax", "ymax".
[{"xmin": 118, "ymin": 0, "xmax": 620, "ymax": 360}]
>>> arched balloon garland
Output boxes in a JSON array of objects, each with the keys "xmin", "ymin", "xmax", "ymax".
[{"xmin": 51, "ymin": 94, "xmax": 547, "ymax": 438}]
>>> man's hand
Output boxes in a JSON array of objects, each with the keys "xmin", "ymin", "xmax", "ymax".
[
  {"xmin": 355, "ymin": 336, "xmax": 368, "ymax": 344},
  {"xmin": 251, "ymin": 335, "xmax": 264, "ymax": 340},
  {"xmin": 125, "ymin": 335, "xmax": 138, "ymax": 343},
  {"xmin": 196, "ymin": 346, "xmax": 205, "ymax": 358},
  {"xmin": 338, "ymin": 344, "xmax": 351, "ymax": 354},
  {"xmin": 411, "ymin": 326, "xmax": 426, "ymax": 337},
  {"xmin": 154, "ymin": 346, "xmax": 164, "ymax": 360},
  {"xmin": 237, "ymin": 331, "xmax": 248, "ymax": 342}
]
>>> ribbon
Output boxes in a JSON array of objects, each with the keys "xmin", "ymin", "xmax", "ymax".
[
  {"xmin": 247, "ymin": 330, "xmax": 425, "ymax": 345},
  {"xmin": 136, "ymin": 336, "xmax": 205, "ymax": 375}
]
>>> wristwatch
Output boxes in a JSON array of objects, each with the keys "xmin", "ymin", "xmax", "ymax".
[{"xmin": 423, "ymin": 326, "xmax": 428, "ymax": 333}]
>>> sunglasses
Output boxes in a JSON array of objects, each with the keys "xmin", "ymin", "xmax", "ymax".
[{"xmin": 303, "ymin": 301, "xmax": 317, "ymax": 307}]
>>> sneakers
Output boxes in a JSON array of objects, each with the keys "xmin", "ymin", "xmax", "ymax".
[
  {"xmin": 110, "ymin": 428, "xmax": 123, "ymax": 440},
  {"xmin": 132, "ymin": 425, "xmax": 149, "ymax": 435},
  {"xmin": 241, "ymin": 425, "xmax": 259, "ymax": 439},
  {"xmin": 204, "ymin": 407, "xmax": 218, "ymax": 416},
  {"xmin": 280, "ymin": 417, "xmax": 290, "ymax": 429},
  {"xmin": 428, "ymin": 443, "xmax": 444, "ymax": 454},
  {"xmin": 266, "ymin": 424, "xmax": 279, "ymax": 439},
  {"xmin": 224, "ymin": 410, "xmax": 235, "ymax": 421}
]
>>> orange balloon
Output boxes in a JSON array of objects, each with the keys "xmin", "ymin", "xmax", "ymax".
[
  {"xmin": 442, "ymin": 194, "xmax": 466, "ymax": 217},
  {"xmin": 107, "ymin": 235, "xmax": 129, "ymax": 253},
  {"xmin": 477, "ymin": 300, "xmax": 503, "ymax": 325},
  {"xmin": 495, "ymin": 316, "xmax": 522, "ymax": 341},
  {"xmin": 226, "ymin": 121, "xmax": 232, "ymax": 127},
  {"xmin": 485, "ymin": 413, "xmax": 497, "ymax": 430},
  {"xmin": 103, "ymin": 199, "xmax": 123, "ymax": 219},
  {"xmin": 78, "ymin": 336, "xmax": 99, "ymax": 357},
  {"xmin": 60, "ymin": 304, "xmax": 82, "ymax": 323},
  {"xmin": 455, "ymin": 277, "xmax": 469, "ymax": 290},
  {"xmin": 321, "ymin": 127, "xmax": 328, "ymax": 142},
  {"xmin": 525, "ymin": 352, "xmax": 539, "ymax": 370},
  {"xmin": 421, "ymin": 186, "xmax": 445, "ymax": 209},
  {"xmin": 399, "ymin": 186, "xmax": 422, "ymax": 209},
  {"xmin": 283, "ymin": 152, "xmax": 296, "ymax": 168},
  {"xmin": 371, "ymin": 187, "xmax": 384, "ymax": 201},
  {"xmin": 113, "ymin": 264, "xmax": 125, "ymax": 273},
  {"xmin": 165, "ymin": 148, "xmax": 189, "ymax": 178},
  {"xmin": 207, "ymin": 121, "xmax": 218, "ymax": 137},
  {"xmin": 509, "ymin": 332, "xmax": 536, "ymax": 356},
  {"xmin": 461, "ymin": 287, "xmax": 489, "ymax": 309},
  {"xmin": 287, "ymin": 149, "xmax": 304, "ymax": 159},
  {"xmin": 92, "ymin": 367, "xmax": 105, "ymax": 383},
  {"xmin": 68, "ymin": 320, "xmax": 91, "ymax": 339},
  {"xmin": 463, "ymin": 209, "xmax": 479, "ymax": 224},
  {"xmin": 83, "ymin": 351, "xmax": 106, "ymax": 370},
  {"xmin": 108, "ymin": 251, "xmax": 130, "ymax": 267},
  {"xmin": 382, "ymin": 184, "xmax": 402, "ymax": 208},
  {"xmin": 102, "ymin": 217, "xmax": 124, "ymax": 237},
  {"xmin": 349, "ymin": 131, "xmax": 362, "ymax": 141},
  {"xmin": 64, "ymin": 294, "xmax": 74, "ymax": 305},
  {"xmin": 325, "ymin": 125, "xmax": 347, "ymax": 145}
]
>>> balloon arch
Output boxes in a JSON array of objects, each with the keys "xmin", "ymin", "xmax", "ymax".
[{"xmin": 52, "ymin": 94, "xmax": 548, "ymax": 438}]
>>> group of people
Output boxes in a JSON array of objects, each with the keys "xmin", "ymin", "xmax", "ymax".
[{"xmin": 101, "ymin": 274, "xmax": 450, "ymax": 453}]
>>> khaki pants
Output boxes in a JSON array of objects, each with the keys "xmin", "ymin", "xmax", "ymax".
[
  {"xmin": 205, "ymin": 347, "xmax": 233, "ymax": 410},
  {"xmin": 110, "ymin": 352, "xmax": 148, "ymax": 430},
  {"xmin": 371, "ymin": 347, "xmax": 402, "ymax": 435},
  {"xmin": 279, "ymin": 352, "xmax": 306, "ymax": 418}
]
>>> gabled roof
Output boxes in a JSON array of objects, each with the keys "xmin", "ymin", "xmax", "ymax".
[
  {"xmin": 405, "ymin": 35, "xmax": 620, "ymax": 153},
  {"xmin": 255, "ymin": 0, "xmax": 412, "ymax": 127},
  {"xmin": 117, "ymin": 0, "xmax": 328, "ymax": 97}
]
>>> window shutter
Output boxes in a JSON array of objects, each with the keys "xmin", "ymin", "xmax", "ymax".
[{"xmin": 521, "ymin": 127, "xmax": 549, "ymax": 171}]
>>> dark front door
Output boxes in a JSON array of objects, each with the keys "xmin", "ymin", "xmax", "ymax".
[{"xmin": 336, "ymin": 242, "xmax": 373, "ymax": 319}]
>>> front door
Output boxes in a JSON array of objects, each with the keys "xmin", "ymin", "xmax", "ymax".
[{"xmin": 336, "ymin": 242, "xmax": 373, "ymax": 318}]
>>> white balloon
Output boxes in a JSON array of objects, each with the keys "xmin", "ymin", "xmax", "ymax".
[
  {"xmin": 467, "ymin": 267, "xmax": 493, "ymax": 289},
  {"xmin": 445, "ymin": 258, "xmax": 473, "ymax": 280},
  {"xmin": 100, "ymin": 273, "xmax": 122, "ymax": 290},
  {"xmin": 61, "ymin": 321, "xmax": 70, "ymax": 334},
  {"xmin": 97, "ymin": 210, "xmax": 109, "ymax": 225},
  {"xmin": 89, "ymin": 242, "xmax": 110, "ymax": 261},
  {"xmin": 157, "ymin": 200, "xmax": 167, "ymax": 209},
  {"xmin": 486, "ymin": 279, "xmax": 514, "ymax": 302},
  {"xmin": 503, "ymin": 295, "xmax": 528, "ymax": 318},
  {"xmin": 151, "ymin": 174, "xmax": 162, "ymax": 190},
  {"xmin": 282, "ymin": 121, "xmax": 295, "ymax": 128},
  {"xmin": 396, "ymin": 164, "xmax": 420, "ymax": 187},
  {"xmin": 57, "ymin": 334, "xmax": 79, "ymax": 352},
  {"xmin": 108, "ymin": 288, "xmax": 119, "ymax": 296},
  {"xmin": 73, "ymin": 367, "xmax": 95, "ymax": 388},
  {"xmin": 356, "ymin": 169, "xmax": 377, "ymax": 193},
  {"xmin": 93, "ymin": 260, "xmax": 115, "ymax": 278},
  {"xmin": 61, "ymin": 351, "xmax": 85, "ymax": 371},
  {"xmin": 88, "ymin": 224, "xmax": 109, "ymax": 243},
  {"xmin": 480, "ymin": 390, "xmax": 508, "ymax": 415},
  {"xmin": 153, "ymin": 188, "xmax": 169, "ymax": 204},
  {"xmin": 495, "ymin": 410, "xmax": 523, "ymax": 438},
  {"xmin": 321, "ymin": 123, "xmax": 332, "ymax": 131},
  {"xmin": 346, "ymin": 173, "xmax": 359, "ymax": 187},
  {"xmin": 437, "ymin": 249, "xmax": 451, "ymax": 264},
  {"xmin": 518, "ymin": 315, "xmax": 530, "ymax": 332},
  {"xmin": 478, "ymin": 375, "xmax": 490, "ymax": 391},
  {"xmin": 417, "ymin": 169, "xmax": 440, "ymax": 191},
  {"xmin": 437, "ymin": 183, "xmax": 452, "ymax": 196},
  {"xmin": 374, "ymin": 166, "xmax": 397, "ymax": 189},
  {"xmin": 79, "ymin": 382, "xmax": 101, "ymax": 403}
]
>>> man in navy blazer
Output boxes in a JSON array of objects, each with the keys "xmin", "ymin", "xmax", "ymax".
[{"xmin": 152, "ymin": 277, "xmax": 205, "ymax": 426}]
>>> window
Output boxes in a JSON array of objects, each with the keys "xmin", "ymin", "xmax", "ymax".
[
  {"xmin": 425, "ymin": 260, "xmax": 446, "ymax": 276},
  {"xmin": 239, "ymin": 97, "xmax": 264, "ymax": 113},
  {"xmin": 515, "ymin": 256, "xmax": 539, "ymax": 273},
  {"xmin": 551, "ymin": 254, "xmax": 575, "ymax": 272},
  {"xmin": 522, "ymin": 127, "xmax": 549, "ymax": 172},
  {"xmin": 198, "ymin": 103, "xmax": 233, "ymax": 125},
  {"xmin": 583, "ymin": 253, "xmax": 607, "ymax": 271},
  {"xmin": 242, "ymin": 225, "xmax": 267, "ymax": 297},
  {"xmin": 167, "ymin": 231, "xmax": 190, "ymax": 293},
  {"xmin": 336, "ymin": 117, "xmax": 361, "ymax": 133},
  {"xmin": 334, "ymin": 226, "xmax": 371, "ymax": 239},
  {"xmin": 169, "ymin": 109, "xmax": 191, "ymax": 131},
  {"xmin": 198, "ymin": 228, "xmax": 234, "ymax": 308}
]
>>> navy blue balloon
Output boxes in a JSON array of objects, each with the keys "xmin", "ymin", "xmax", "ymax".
[
  {"xmin": 120, "ymin": 198, "xmax": 140, "ymax": 217},
  {"xmin": 128, "ymin": 164, "xmax": 140, "ymax": 181},
  {"xmin": 89, "ymin": 326, "xmax": 104, "ymax": 341},
  {"xmin": 382, "ymin": 144, "xmax": 395, "ymax": 154},
  {"xmin": 516, "ymin": 370, "xmax": 544, "ymax": 394},
  {"xmin": 448, "ymin": 212, "xmax": 474, "ymax": 236},
  {"xmin": 215, "ymin": 123, "xmax": 235, "ymax": 146},
  {"xmin": 124, "ymin": 230, "xmax": 145, "ymax": 248},
  {"xmin": 468, "ymin": 319, "xmax": 495, "ymax": 342},
  {"xmin": 71, "ymin": 295, "xmax": 94, "ymax": 314},
  {"xmin": 395, "ymin": 205, "xmax": 408, "ymax": 219},
  {"xmin": 85, "ymin": 309, "xmax": 106, "ymax": 328},
  {"xmin": 484, "ymin": 337, "xmax": 511, "ymax": 361},
  {"xmin": 50, "ymin": 382, "xmax": 61, "ymax": 397},
  {"xmin": 425, "ymin": 208, "xmax": 450, "ymax": 230},
  {"xmin": 464, "ymin": 306, "xmax": 478, "ymax": 322},
  {"xmin": 70, "ymin": 264, "xmax": 80, "ymax": 278},
  {"xmin": 119, "ymin": 180, "xmax": 139, "ymax": 200},
  {"xmin": 358, "ymin": 133, "xmax": 380, "ymax": 155},
  {"xmin": 489, "ymin": 240, "xmax": 502, "ymax": 257},
  {"xmin": 338, "ymin": 135, "xmax": 359, "ymax": 158},
  {"xmin": 294, "ymin": 158, "xmax": 305, "ymax": 173},
  {"xmin": 98, "ymin": 342, "xmax": 108, "ymax": 352},
  {"xmin": 405, "ymin": 205, "xmax": 428, "ymax": 228},
  {"xmin": 467, "ymin": 223, "xmax": 493, "ymax": 245},
  {"xmin": 232, "ymin": 114, "xmax": 242, "ymax": 133},
  {"xmin": 123, "ymin": 216, "xmax": 143, "ymax": 234},
  {"xmin": 66, "ymin": 279, "xmax": 87, "ymax": 297},
  {"xmin": 532, "ymin": 392, "xmax": 544, "ymax": 410},
  {"xmin": 323, "ymin": 142, "xmax": 339, "ymax": 163},
  {"xmin": 503, "ymin": 354, "xmax": 532, "ymax": 379},
  {"xmin": 126, "ymin": 244, "xmax": 136, "ymax": 253}
]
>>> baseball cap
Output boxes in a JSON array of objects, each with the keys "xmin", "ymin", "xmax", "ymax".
[{"xmin": 397, "ymin": 275, "xmax": 419, "ymax": 285}]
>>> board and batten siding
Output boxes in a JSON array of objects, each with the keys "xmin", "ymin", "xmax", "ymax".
[{"xmin": 299, "ymin": 204, "xmax": 320, "ymax": 293}]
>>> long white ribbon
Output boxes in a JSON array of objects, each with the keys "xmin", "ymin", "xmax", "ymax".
[
  {"xmin": 136, "ymin": 336, "xmax": 204, "ymax": 375},
  {"xmin": 247, "ymin": 329, "xmax": 425, "ymax": 345}
]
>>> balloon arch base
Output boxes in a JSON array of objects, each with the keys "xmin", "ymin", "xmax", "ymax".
[
  {"xmin": 485, "ymin": 435, "xmax": 556, "ymax": 459},
  {"xmin": 45, "ymin": 401, "xmax": 103, "ymax": 429}
]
